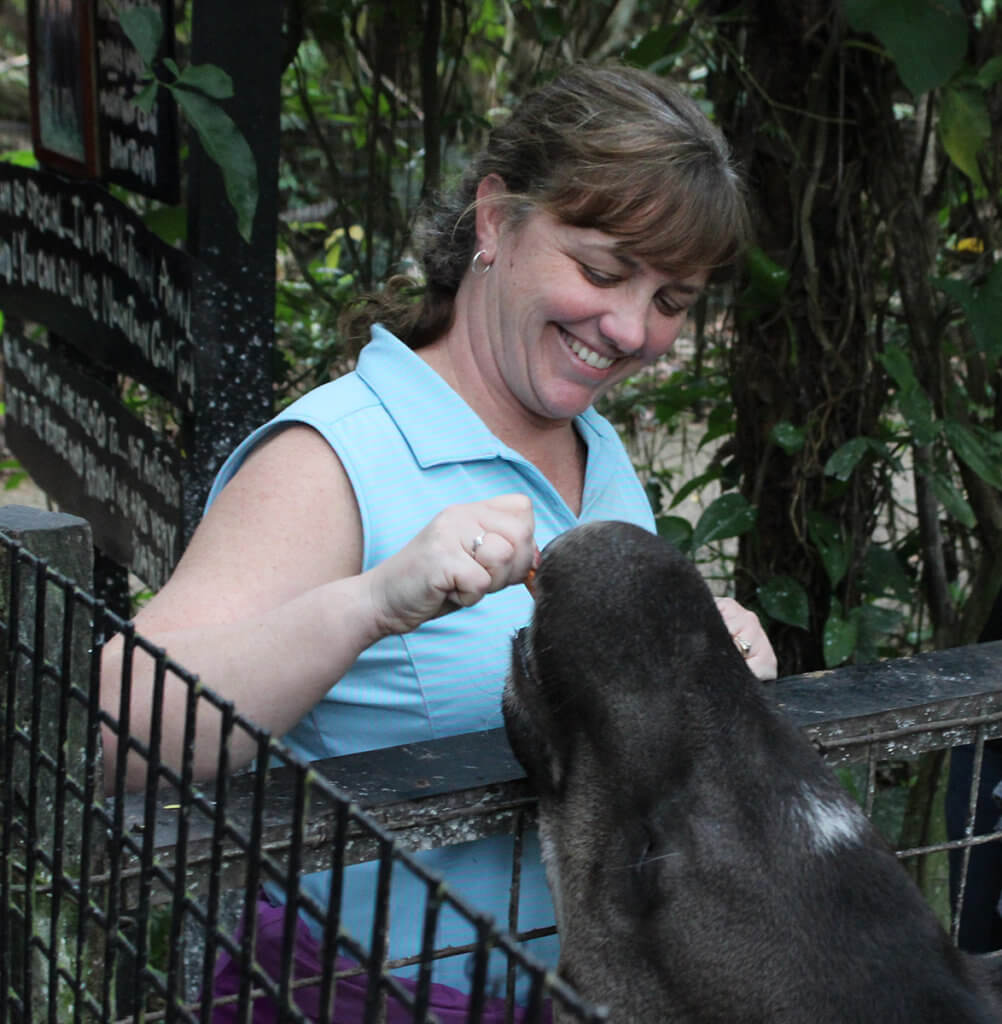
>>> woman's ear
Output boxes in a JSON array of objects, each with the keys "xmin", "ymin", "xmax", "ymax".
[{"xmin": 474, "ymin": 174, "xmax": 508, "ymax": 260}]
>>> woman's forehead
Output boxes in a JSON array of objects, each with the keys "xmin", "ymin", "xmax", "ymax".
[{"xmin": 548, "ymin": 218, "xmax": 709, "ymax": 289}]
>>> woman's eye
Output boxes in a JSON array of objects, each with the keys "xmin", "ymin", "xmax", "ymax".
[
  {"xmin": 656, "ymin": 294, "xmax": 687, "ymax": 317},
  {"xmin": 580, "ymin": 263, "xmax": 620, "ymax": 286}
]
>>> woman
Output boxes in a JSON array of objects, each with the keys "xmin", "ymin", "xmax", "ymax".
[{"xmin": 101, "ymin": 62, "xmax": 776, "ymax": 1018}]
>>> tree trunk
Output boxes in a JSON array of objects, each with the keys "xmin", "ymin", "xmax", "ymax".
[{"xmin": 705, "ymin": 0, "xmax": 890, "ymax": 672}]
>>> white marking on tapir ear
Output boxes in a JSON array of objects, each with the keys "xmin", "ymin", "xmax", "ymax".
[{"xmin": 793, "ymin": 782, "xmax": 866, "ymax": 854}]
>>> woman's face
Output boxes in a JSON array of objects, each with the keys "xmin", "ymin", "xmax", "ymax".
[{"xmin": 478, "ymin": 205, "xmax": 707, "ymax": 424}]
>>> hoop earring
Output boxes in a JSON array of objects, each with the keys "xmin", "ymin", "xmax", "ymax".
[{"xmin": 471, "ymin": 249, "xmax": 493, "ymax": 275}]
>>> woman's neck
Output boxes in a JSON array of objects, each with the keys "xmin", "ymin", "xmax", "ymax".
[{"xmin": 417, "ymin": 333, "xmax": 587, "ymax": 516}]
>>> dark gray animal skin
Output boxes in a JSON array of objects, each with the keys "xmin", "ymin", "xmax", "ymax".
[{"xmin": 502, "ymin": 521, "xmax": 1002, "ymax": 1023}]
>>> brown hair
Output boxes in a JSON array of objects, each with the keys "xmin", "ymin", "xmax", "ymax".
[{"xmin": 344, "ymin": 62, "xmax": 749, "ymax": 351}]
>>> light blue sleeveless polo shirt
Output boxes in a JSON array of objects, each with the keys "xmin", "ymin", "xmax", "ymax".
[{"xmin": 206, "ymin": 325, "xmax": 655, "ymax": 994}]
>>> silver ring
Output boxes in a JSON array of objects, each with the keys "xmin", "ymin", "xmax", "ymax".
[
  {"xmin": 735, "ymin": 636, "xmax": 752, "ymax": 656},
  {"xmin": 472, "ymin": 532, "xmax": 486, "ymax": 555}
]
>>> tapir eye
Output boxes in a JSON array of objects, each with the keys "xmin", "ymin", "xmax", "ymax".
[
  {"xmin": 627, "ymin": 823, "xmax": 663, "ymax": 910},
  {"xmin": 636, "ymin": 823, "xmax": 656, "ymax": 871}
]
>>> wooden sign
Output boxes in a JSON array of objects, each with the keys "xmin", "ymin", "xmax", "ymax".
[
  {"xmin": 2, "ymin": 323, "xmax": 183, "ymax": 589},
  {"xmin": 26, "ymin": 0, "xmax": 101, "ymax": 177},
  {"xmin": 0, "ymin": 163, "xmax": 195, "ymax": 411},
  {"xmin": 95, "ymin": 0, "xmax": 180, "ymax": 202}
]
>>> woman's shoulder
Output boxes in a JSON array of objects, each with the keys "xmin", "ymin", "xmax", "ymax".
[{"xmin": 274, "ymin": 368, "xmax": 378, "ymax": 428}]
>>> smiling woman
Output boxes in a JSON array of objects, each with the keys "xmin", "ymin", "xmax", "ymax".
[
  {"xmin": 422, "ymin": 201, "xmax": 710, "ymax": 438},
  {"xmin": 100, "ymin": 61, "xmax": 770, "ymax": 1021},
  {"xmin": 356, "ymin": 62, "xmax": 749, "ymax": 355}
]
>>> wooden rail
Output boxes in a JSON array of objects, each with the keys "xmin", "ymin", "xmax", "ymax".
[{"xmin": 115, "ymin": 640, "xmax": 1002, "ymax": 902}]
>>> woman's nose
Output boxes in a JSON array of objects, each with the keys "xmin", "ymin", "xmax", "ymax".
[{"xmin": 599, "ymin": 301, "xmax": 648, "ymax": 354}]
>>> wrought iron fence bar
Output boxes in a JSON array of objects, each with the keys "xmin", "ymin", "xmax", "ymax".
[
  {"xmin": 0, "ymin": 540, "xmax": 24, "ymax": 1024},
  {"xmin": 23, "ymin": 557, "xmax": 46, "ymax": 1019},
  {"xmin": 75, "ymin": 605, "xmax": 104, "ymax": 1024}
]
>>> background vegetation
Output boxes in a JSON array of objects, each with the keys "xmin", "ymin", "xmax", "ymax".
[
  {"xmin": 1, "ymin": 0, "xmax": 999, "ymax": 676},
  {"xmin": 272, "ymin": 0, "xmax": 1002, "ymax": 679},
  {"xmin": 1, "ymin": 1, "xmax": 1001, "ymax": 863}
]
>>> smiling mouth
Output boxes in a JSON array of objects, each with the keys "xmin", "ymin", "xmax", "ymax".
[{"xmin": 560, "ymin": 328, "xmax": 616, "ymax": 370}]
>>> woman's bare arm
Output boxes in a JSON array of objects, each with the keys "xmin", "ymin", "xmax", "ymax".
[{"xmin": 100, "ymin": 424, "xmax": 536, "ymax": 789}]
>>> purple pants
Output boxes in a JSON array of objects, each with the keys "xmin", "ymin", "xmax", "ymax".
[{"xmin": 208, "ymin": 897, "xmax": 552, "ymax": 1023}]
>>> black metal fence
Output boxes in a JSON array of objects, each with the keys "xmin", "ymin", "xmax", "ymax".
[{"xmin": 4, "ymin": 506, "xmax": 1002, "ymax": 1022}]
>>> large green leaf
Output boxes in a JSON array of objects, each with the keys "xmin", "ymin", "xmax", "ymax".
[
  {"xmin": 808, "ymin": 510, "xmax": 848, "ymax": 588},
  {"xmin": 944, "ymin": 420, "xmax": 1002, "ymax": 490},
  {"xmin": 823, "ymin": 608, "xmax": 859, "ymax": 668},
  {"xmin": 758, "ymin": 576, "xmax": 810, "ymax": 630},
  {"xmin": 690, "ymin": 493, "xmax": 756, "ymax": 550},
  {"xmin": 861, "ymin": 546, "xmax": 913, "ymax": 603},
  {"xmin": 118, "ymin": 6, "xmax": 164, "ymax": 67},
  {"xmin": 175, "ymin": 63, "xmax": 235, "ymax": 101},
  {"xmin": 935, "ymin": 262, "xmax": 1002, "ymax": 359},
  {"xmin": 897, "ymin": 387, "xmax": 939, "ymax": 446},
  {"xmin": 977, "ymin": 55, "xmax": 1002, "ymax": 89},
  {"xmin": 843, "ymin": 0, "xmax": 967, "ymax": 95},
  {"xmin": 771, "ymin": 421, "xmax": 805, "ymax": 455},
  {"xmin": 172, "ymin": 88, "xmax": 258, "ymax": 243},
  {"xmin": 854, "ymin": 603, "xmax": 904, "ymax": 662},
  {"xmin": 624, "ymin": 24, "xmax": 689, "ymax": 72},
  {"xmin": 923, "ymin": 464, "xmax": 976, "ymax": 528},
  {"xmin": 878, "ymin": 344, "xmax": 918, "ymax": 390},
  {"xmin": 737, "ymin": 245, "xmax": 790, "ymax": 321},
  {"xmin": 143, "ymin": 204, "xmax": 187, "ymax": 246},
  {"xmin": 877, "ymin": 347, "xmax": 938, "ymax": 445},
  {"xmin": 824, "ymin": 437, "xmax": 870, "ymax": 481},
  {"xmin": 939, "ymin": 84, "xmax": 990, "ymax": 188},
  {"xmin": 668, "ymin": 464, "xmax": 722, "ymax": 509},
  {"xmin": 856, "ymin": 602, "xmax": 904, "ymax": 635},
  {"xmin": 822, "ymin": 435, "xmax": 900, "ymax": 479},
  {"xmin": 656, "ymin": 515, "xmax": 693, "ymax": 551},
  {"xmin": 744, "ymin": 246, "xmax": 790, "ymax": 302}
]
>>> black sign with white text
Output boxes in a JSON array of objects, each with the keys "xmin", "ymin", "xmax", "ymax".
[
  {"xmin": 0, "ymin": 162, "xmax": 194, "ymax": 411},
  {"xmin": 95, "ymin": 0, "xmax": 180, "ymax": 202},
  {"xmin": 3, "ymin": 326, "xmax": 183, "ymax": 589}
]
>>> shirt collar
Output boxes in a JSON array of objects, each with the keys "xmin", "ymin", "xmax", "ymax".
[{"xmin": 356, "ymin": 324, "xmax": 618, "ymax": 469}]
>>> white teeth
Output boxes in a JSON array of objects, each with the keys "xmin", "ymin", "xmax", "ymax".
[{"xmin": 563, "ymin": 331, "xmax": 615, "ymax": 370}]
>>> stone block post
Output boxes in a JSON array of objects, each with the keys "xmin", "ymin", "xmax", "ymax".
[{"xmin": 0, "ymin": 505, "xmax": 106, "ymax": 1022}]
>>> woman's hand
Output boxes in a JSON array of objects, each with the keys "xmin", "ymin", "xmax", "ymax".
[
  {"xmin": 366, "ymin": 493, "xmax": 537, "ymax": 635},
  {"xmin": 714, "ymin": 596, "xmax": 778, "ymax": 681}
]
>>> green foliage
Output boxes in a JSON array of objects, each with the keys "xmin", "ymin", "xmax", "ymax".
[
  {"xmin": 935, "ymin": 262, "xmax": 1002, "ymax": 358},
  {"xmin": 771, "ymin": 421, "xmax": 805, "ymax": 455},
  {"xmin": 117, "ymin": 5, "xmax": 162, "ymax": 64},
  {"xmin": 170, "ymin": 87, "xmax": 258, "ymax": 242},
  {"xmin": 737, "ymin": 245, "xmax": 791, "ymax": 321},
  {"xmin": 843, "ymin": 0, "xmax": 968, "ymax": 95},
  {"xmin": 0, "ymin": 149, "xmax": 38, "ymax": 167},
  {"xmin": 261, "ymin": 0, "xmax": 1001, "ymax": 677},
  {"xmin": 823, "ymin": 607, "xmax": 859, "ymax": 669},
  {"xmin": 117, "ymin": 4, "xmax": 258, "ymax": 242},
  {"xmin": 939, "ymin": 79, "xmax": 992, "ymax": 188},
  {"xmin": 808, "ymin": 512, "xmax": 848, "ymax": 589},
  {"xmin": 0, "ymin": 456, "xmax": 28, "ymax": 491},
  {"xmin": 690, "ymin": 493, "xmax": 756, "ymax": 552},
  {"xmin": 689, "ymin": 0, "xmax": 1002, "ymax": 671},
  {"xmin": 758, "ymin": 577, "xmax": 810, "ymax": 631}
]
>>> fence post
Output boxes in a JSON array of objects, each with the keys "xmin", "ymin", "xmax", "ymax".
[{"xmin": 0, "ymin": 505, "xmax": 105, "ymax": 1022}]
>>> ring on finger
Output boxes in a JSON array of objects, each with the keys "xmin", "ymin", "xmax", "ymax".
[
  {"xmin": 471, "ymin": 532, "xmax": 486, "ymax": 555},
  {"xmin": 735, "ymin": 636, "xmax": 752, "ymax": 656}
]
